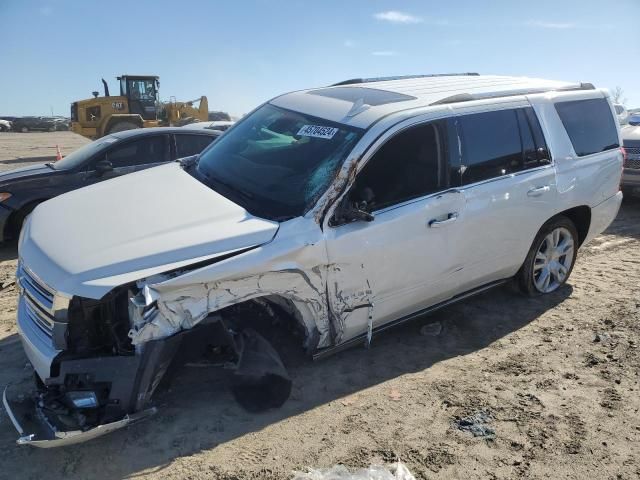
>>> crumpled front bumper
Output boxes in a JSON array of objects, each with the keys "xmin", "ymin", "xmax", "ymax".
[{"xmin": 3, "ymin": 384, "xmax": 157, "ymax": 448}]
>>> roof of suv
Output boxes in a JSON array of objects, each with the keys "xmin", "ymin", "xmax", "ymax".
[{"xmin": 271, "ymin": 74, "xmax": 591, "ymax": 129}]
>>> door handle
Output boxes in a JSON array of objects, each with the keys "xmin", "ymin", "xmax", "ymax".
[
  {"xmin": 527, "ymin": 185, "xmax": 550, "ymax": 197},
  {"xmin": 428, "ymin": 212, "xmax": 458, "ymax": 228}
]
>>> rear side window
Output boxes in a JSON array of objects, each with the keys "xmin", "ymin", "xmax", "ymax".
[
  {"xmin": 456, "ymin": 109, "xmax": 522, "ymax": 185},
  {"xmin": 175, "ymin": 134, "xmax": 216, "ymax": 158},
  {"xmin": 555, "ymin": 98, "xmax": 619, "ymax": 156},
  {"xmin": 105, "ymin": 135, "xmax": 169, "ymax": 168},
  {"xmin": 518, "ymin": 108, "xmax": 551, "ymax": 169},
  {"xmin": 452, "ymin": 108, "xmax": 551, "ymax": 186}
]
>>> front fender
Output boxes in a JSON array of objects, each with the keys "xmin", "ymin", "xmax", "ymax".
[{"xmin": 128, "ymin": 217, "xmax": 334, "ymax": 349}]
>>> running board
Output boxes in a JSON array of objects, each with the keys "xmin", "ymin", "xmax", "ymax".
[{"xmin": 313, "ymin": 278, "xmax": 509, "ymax": 361}]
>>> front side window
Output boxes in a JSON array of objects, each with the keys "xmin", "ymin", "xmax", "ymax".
[
  {"xmin": 555, "ymin": 98, "xmax": 619, "ymax": 156},
  {"xmin": 196, "ymin": 104, "xmax": 363, "ymax": 220},
  {"xmin": 104, "ymin": 135, "xmax": 168, "ymax": 168},
  {"xmin": 349, "ymin": 122, "xmax": 448, "ymax": 212},
  {"xmin": 51, "ymin": 136, "xmax": 117, "ymax": 170}
]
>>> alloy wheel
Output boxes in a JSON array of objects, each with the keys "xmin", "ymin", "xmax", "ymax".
[{"xmin": 532, "ymin": 226, "xmax": 574, "ymax": 293}]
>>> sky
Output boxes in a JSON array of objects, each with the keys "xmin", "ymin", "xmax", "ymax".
[{"xmin": 1, "ymin": 0, "xmax": 639, "ymax": 117}]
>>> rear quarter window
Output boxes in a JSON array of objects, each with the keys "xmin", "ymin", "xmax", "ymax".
[{"xmin": 554, "ymin": 98, "xmax": 619, "ymax": 157}]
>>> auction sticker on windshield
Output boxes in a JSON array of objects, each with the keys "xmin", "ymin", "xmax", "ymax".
[{"xmin": 297, "ymin": 125, "xmax": 339, "ymax": 139}]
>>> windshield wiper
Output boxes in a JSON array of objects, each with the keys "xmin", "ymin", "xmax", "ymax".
[{"xmin": 199, "ymin": 168, "xmax": 255, "ymax": 203}]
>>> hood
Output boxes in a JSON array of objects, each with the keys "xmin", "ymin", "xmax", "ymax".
[
  {"xmin": 0, "ymin": 164, "xmax": 53, "ymax": 184},
  {"xmin": 19, "ymin": 163, "xmax": 279, "ymax": 299},
  {"xmin": 622, "ymin": 125, "xmax": 640, "ymax": 144}
]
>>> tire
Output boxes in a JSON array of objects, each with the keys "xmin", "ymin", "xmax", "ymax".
[
  {"xmin": 21, "ymin": 126, "xmax": 29, "ymax": 133},
  {"xmin": 107, "ymin": 121, "xmax": 139, "ymax": 134},
  {"xmin": 517, "ymin": 215, "xmax": 579, "ymax": 296}
]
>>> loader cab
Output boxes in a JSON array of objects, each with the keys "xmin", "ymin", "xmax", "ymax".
[{"xmin": 118, "ymin": 75, "xmax": 159, "ymax": 121}]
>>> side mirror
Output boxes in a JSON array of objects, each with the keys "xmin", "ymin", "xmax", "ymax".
[
  {"xmin": 537, "ymin": 147, "xmax": 550, "ymax": 162},
  {"xmin": 349, "ymin": 206, "xmax": 375, "ymax": 223},
  {"xmin": 94, "ymin": 159, "xmax": 113, "ymax": 175},
  {"xmin": 331, "ymin": 201, "xmax": 374, "ymax": 226}
]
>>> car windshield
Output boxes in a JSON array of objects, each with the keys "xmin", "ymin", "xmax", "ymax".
[
  {"xmin": 195, "ymin": 104, "xmax": 363, "ymax": 220},
  {"xmin": 51, "ymin": 136, "xmax": 118, "ymax": 170}
]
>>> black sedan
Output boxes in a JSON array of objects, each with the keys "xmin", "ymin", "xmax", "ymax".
[
  {"xmin": 0, "ymin": 127, "xmax": 220, "ymax": 241},
  {"xmin": 11, "ymin": 117, "xmax": 63, "ymax": 133}
]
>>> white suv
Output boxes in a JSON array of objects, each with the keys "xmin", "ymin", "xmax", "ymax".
[{"xmin": 7, "ymin": 74, "xmax": 623, "ymax": 446}]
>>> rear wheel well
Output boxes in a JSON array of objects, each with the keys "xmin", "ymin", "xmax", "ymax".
[{"xmin": 555, "ymin": 206, "xmax": 591, "ymax": 246}]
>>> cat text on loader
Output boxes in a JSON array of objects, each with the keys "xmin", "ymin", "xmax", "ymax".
[{"xmin": 70, "ymin": 75, "xmax": 208, "ymax": 139}]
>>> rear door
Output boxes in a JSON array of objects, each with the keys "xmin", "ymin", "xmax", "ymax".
[
  {"xmin": 449, "ymin": 104, "xmax": 558, "ymax": 292},
  {"xmin": 173, "ymin": 133, "xmax": 218, "ymax": 159}
]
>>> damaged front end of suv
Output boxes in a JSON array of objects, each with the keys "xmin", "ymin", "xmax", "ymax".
[
  {"xmin": 6, "ymin": 253, "xmax": 315, "ymax": 447},
  {"xmin": 5, "ymin": 101, "xmax": 365, "ymax": 447}
]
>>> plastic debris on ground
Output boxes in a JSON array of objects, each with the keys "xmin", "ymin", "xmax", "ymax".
[
  {"xmin": 292, "ymin": 462, "xmax": 416, "ymax": 480},
  {"xmin": 454, "ymin": 410, "xmax": 496, "ymax": 438}
]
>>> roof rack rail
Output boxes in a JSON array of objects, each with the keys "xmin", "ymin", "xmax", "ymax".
[
  {"xmin": 430, "ymin": 82, "xmax": 596, "ymax": 106},
  {"xmin": 331, "ymin": 73, "xmax": 480, "ymax": 87}
]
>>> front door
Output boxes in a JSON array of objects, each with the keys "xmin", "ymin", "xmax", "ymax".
[
  {"xmin": 324, "ymin": 119, "xmax": 465, "ymax": 343},
  {"xmin": 82, "ymin": 134, "xmax": 170, "ymax": 185}
]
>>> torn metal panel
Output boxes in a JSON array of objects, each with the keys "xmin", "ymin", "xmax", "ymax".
[
  {"xmin": 130, "ymin": 268, "xmax": 329, "ymax": 346},
  {"xmin": 127, "ymin": 218, "xmax": 335, "ymax": 348}
]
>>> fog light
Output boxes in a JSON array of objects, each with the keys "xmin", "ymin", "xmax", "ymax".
[{"xmin": 66, "ymin": 391, "xmax": 98, "ymax": 409}]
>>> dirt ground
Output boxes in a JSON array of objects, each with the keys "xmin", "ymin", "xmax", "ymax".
[
  {"xmin": 0, "ymin": 131, "xmax": 89, "ymax": 163},
  {"xmin": 0, "ymin": 132, "xmax": 638, "ymax": 479}
]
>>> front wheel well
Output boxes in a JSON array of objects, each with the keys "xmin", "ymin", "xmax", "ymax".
[
  {"xmin": 4, "ymin": 199, "xmax": 46, "ymax": 240},
  {"xmin": 220, "ymin": 296, "xmax": 317, "ymax": 358},
  {"xmin": 554, "ymin": 205, "xmax": 591, "ymax": 247}
]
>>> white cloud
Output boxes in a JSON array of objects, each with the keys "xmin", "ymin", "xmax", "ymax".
[
  {"xmin": 344, "ymin": 39, "xmax": 356, "ymax": 48},
  {"xmin": 526, "ymin": 20, "xmax": 575, "ymax": 29},
  {"xmin": 371, "ymin": 50, "xmax": 398, "ymax": 56},
  {"xmin": 374, "ymin": 11, "xmax": 423, "ymax": 24}
]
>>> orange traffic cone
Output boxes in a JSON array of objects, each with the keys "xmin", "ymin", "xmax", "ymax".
[{"xmin": 55, "ymin": 145, "xmax": 62, "ymax": 161}]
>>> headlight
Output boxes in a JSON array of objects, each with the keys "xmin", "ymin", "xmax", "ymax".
[{"xmin": 0, "ymin": 192, "xmax": 12, "ymax": 202}]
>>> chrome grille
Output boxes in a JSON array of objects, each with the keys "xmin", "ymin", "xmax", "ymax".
[
  {"xmin": 17, "ymin": 264, "xmax": 55, "ymax": 338},
  {"xmin": 624, "ymin": 146, "xmax": 640, "ymax": 169}
]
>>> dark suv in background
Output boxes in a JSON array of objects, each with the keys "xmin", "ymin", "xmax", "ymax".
[{"xmin": 0, "ymin": 127, "xmax": 220, "ymax": 240}]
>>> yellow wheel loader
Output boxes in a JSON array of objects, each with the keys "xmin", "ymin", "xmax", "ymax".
[{"xmin": 70, "ymin": 75, "xmax": 208, "ymax": 139}]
